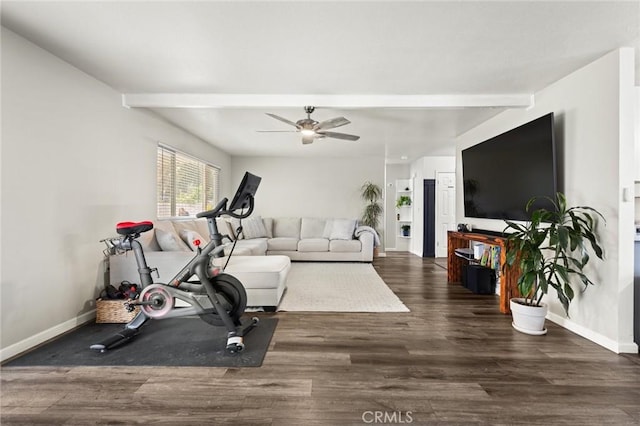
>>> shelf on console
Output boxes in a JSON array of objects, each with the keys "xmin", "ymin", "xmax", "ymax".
[{"xmin": 447, "ymin": 231, "xmax": 520, "ymax": 314}]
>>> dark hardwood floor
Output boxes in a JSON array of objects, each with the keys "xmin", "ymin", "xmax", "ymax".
[{"xmin": 2, "ymin": 252, "xmax": 639, "ymax": 425}]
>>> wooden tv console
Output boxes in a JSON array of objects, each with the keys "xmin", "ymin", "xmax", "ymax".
[{"xmin": 447, "ymin": 231, "xmax": 520, "ymax": 314}]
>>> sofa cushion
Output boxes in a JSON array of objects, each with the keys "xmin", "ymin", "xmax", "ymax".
[
  {"xmin": 322, "ymin": 220, "xmax": 333, "ymax": 238},
  {"xmin": 262, "ymin": 218, "xmax": 273, "ymax": 238},
  {"xmin": 138, "ymin": 227, "xmax": 161, "ymax": 252},
  {"xmin": 171, "ymin": 219, "xmax": 201, "ymax": 235},
  {"xmin": 211, "ymin": 255, "xmax": 291, "ymax": 290},
  {"xmin": 241, "ymin": 238, "xmax": 268, "ymax": 255},
  {"xmin": 298, "ymin": 238, "xmax": 329, "ymax": 252},
  {"xmin": 223, "ymin": 245, "xmax": 253, "ymax": 256},
  {"xmin": 156, "ymin": 228, "xmax": 191, "ymax": 251},
  {"xmin": 268, "ymin": 237, "xmax": 299, "ymax": 251},
  {"xmin": 195, "ymin": 218, "xmax": 212, "ymax": 240},
  {"xmin": 179, "ymin": 229, "xmax": 206, "ymax": 251},
  {"xmin": 213, "ymin": 218, "xmax": 234, "ymax": 240},
  {"xmin": 223, "ymin": 238, "xmax": 268, "ymax": 256},
  {"xmin": 329, "ymin": 218, "xmax": 357, "ymax": 240},
  {"xmin": 272, "ymin": 218, "xmax": 301, "ymax": 239},
  {"xmin": 301, "ymin": 218, "xmax": 327, "ymax": 239},
  {"xmin": 330, "ymin": 239, "xmax": 362, "ymax": 253},
  {"xmin": 240, "ymin": 216, "xmax": 269, "ymax": 239}
]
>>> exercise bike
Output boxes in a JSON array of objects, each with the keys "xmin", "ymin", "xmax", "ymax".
[{"xmin": 90, "ymin": 172, "xmax": 262, "ymax": 354}]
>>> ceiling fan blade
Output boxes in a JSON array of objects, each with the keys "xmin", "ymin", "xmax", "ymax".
[
  {"xmin": 256, "ymin": 130, "xmax": 298, "ymax": 133},
  {"xmin": 317, "ymin": 131, "xmax": 360, "ymax": 141},
  {"xmin": 302, "ymin": 135, "xmax": 315, "ymax": 144},
  {"xmin": 265, "ymin": 113, "xmax": 299, "ymax": 128},
  {"xmin": 314, "ymin": 117, "xmax": 351, "ymax": 131}
]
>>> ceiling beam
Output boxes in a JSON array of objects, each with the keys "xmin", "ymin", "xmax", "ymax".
[{"xmin": 121, "ymin": 93, "xmax": 533, "ymax": 109}]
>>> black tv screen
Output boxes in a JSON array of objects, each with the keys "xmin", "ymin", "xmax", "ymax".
[{"xmin": 462, "ymin": 113, "xmax": 557, "ymax": 221}]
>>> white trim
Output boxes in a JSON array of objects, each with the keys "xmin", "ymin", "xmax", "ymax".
[
  {"xmin": 546, "ymin": 311, "xmax": 639, "ymax": 354},
  {"xmin": 123, "ymin": 93, "xmax": 534, "ymax": 109},
  {"xmin": 1, "ymin": 310, "xmax": 96, "ymax": 362}
]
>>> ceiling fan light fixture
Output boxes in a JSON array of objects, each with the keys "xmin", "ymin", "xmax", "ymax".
[{"xmin": 262, "ymin": 106, "xmax": 360, "ymax": 144}]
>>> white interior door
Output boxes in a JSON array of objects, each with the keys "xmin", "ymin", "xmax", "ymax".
[{"xmin": 436, "ymin": 172, "xmax": 456, "ymax": 258}]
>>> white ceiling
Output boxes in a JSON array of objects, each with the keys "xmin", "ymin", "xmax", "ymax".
[{"xmin": 2, "ymin": 1, "xmax": 639, "ymax": 163}]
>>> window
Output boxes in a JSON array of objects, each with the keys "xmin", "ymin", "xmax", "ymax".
[{"xmin": 156, "ymin": 145, "xmax": 220, "ymax": 218}]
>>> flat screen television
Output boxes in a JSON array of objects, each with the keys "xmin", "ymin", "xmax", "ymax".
[{"xmin": 462, "ymin": 113, "xmax": 557, "ymax": 221}]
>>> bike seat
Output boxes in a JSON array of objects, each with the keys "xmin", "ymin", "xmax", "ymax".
[{"xmin": 116, "ymin": 221, "xmax": 154, "ymax": 236}]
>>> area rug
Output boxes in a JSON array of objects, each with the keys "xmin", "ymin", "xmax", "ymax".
[
  {"xmin": 3, "ymin": 316, "xmax": 277, "ymax": 368},
  {"xmin": 277, "ymin": 263, "xmax": 409, "ymax": 312}
]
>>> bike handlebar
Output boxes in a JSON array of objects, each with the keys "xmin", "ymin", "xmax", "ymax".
[
  {"xmin": 196, "ymin": 198, "xmax": 228, "ymax": 219},
  {"xmin": 196, "ymin": 196, "xmax": 255, "ymax": 220}
]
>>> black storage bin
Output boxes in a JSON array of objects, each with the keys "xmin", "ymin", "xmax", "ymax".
[{"xmin": 464, "ymin": 264, "xmax": 496, "ymax": 294}]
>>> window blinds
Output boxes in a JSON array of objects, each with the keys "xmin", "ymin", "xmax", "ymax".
[{"xmin": 156, "ymin": 145, "xmax": 220, "ymax": 218}]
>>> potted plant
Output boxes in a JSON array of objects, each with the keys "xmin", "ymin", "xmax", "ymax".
[
  {"xmin": 504, "ymin": 193, "xmax": 605, "ymax": 335},
  {"xmin": 401, "ymin": 224, "xmax": 411, "ymax": 237},
  {"xmin": 396, "ymin": 195, "xmax": 412, "ymax": 208},
  {"xmin": 360, "ymin": 181, "xmax": 383, "ymax": 256}
]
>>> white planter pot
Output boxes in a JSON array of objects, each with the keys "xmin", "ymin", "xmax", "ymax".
[{"xmin": 510, "ymin": 298, "xmax": 548, "ymax": 335}]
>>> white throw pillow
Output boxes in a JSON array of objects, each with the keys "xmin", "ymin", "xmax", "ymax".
[
  {"xmin": 156, "ymin": 228, "xmax": 191, "ymax": 252},
  {"xmin": 240, "ymin": 216, "xmax": 269, "ymax": 239},
  {"xmin": 330, "ymin": 219, "xmax": 357, "ymax": 240},
  {"xmin": 179, "ymin": 229, "xmax": 206, "ymax": 251}
]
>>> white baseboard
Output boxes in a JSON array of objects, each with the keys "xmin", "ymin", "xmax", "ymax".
[
  {"xmin": 546, "ymin": 312, "xmax": 639, "ymax": 354},
  {"xmin": 1, "ymin": 310, "xmax": 96, "ymax": 362}
]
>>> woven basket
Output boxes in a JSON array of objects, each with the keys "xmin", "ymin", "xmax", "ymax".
[{"xmin": 96, "ymin": 298, "xmax": 139, "ymax": 323}]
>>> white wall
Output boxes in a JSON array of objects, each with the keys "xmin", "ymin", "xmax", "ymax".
[
  {"xmin": 0, "ymin": 28, "xmax": 232, "ymax": 360},
  {"xmin": 456, "ymin": 48, "xmax": 637, "ymax": 353},
  {"xmin": 230, "ymin": 155, "xmax": 385, "ymax": 224},
  {"xmin": 409, "ymin": 156, "xmax": 456, "ymax": 257}
]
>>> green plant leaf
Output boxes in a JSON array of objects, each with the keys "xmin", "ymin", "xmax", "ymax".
[
  {"xmin": 564, "ymin": 282, "xmax": 575, "ymax": 301},
  {"xmin": 557, "ymin": 226, "xmax": 569, "ymax": 250},
  {"xmin": 538, "ymin": 272, "xmax": 548, "ymax": 294}
]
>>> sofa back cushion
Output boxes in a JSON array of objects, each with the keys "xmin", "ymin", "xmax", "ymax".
[
  {"xmin": 138, "ymin": 227, "xmax": 162, "ymax": 252},
  {"xmin": 272, "ymin": 217, "xmax": 301, "ymax": 239},
  {"xmin": 301, "ymin": 218, "xmax": 327, "ymax": 239},
  {"xmin": 155, "ymin": 228, "xmax": 192, "ymax": 251},
  {"xmin": 171, "ymin": 219, "xmax": 202, "ymax": 236},
  {"xmin": 329, "ymin": 218, "xmax": 358, "ymax": 240},
  {"xmin": 179, "ymin": 229, "xmax": 206, "ymax": 250},
  {"xmin": 262, "ymin": 217, "xmax": 274, "ymax": 238}
]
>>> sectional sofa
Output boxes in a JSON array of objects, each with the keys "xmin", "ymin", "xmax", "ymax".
[{"xmin": 107, "ymin": 216, "xmax": 377, "ymax": 309}]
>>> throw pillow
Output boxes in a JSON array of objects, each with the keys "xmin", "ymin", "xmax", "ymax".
[
  {"xmin": 240, "ymin": 216, "xmax": 269, "ymax": 239},
  {"xmin": 156, "ymin": 228, "xmax": 191, "ymax": 252},
  {"xmin": 179, "ymin": 229, "xmax": 206, "ymax": 251},
  {"xmin": 330, "ymin": 219, "xmax": 357, "ymax": 240}
]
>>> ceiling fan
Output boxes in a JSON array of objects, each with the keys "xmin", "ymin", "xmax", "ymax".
[{"xmin": 259, "ymin": 106, "xmax": 360, "ymax": 144}]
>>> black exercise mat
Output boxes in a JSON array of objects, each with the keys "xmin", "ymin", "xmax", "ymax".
[{"xmin": 4, "ymin": 316, "xmax": 277, "ymax": 368}]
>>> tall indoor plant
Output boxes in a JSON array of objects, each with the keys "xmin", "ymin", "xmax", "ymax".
[
  {"xmin": 360, "ymin": 181, "xmax": 383, "ymax": 232},
  {"xmin": 504, "ymin": 193, "xmax": 605, "ymax": 334}
]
